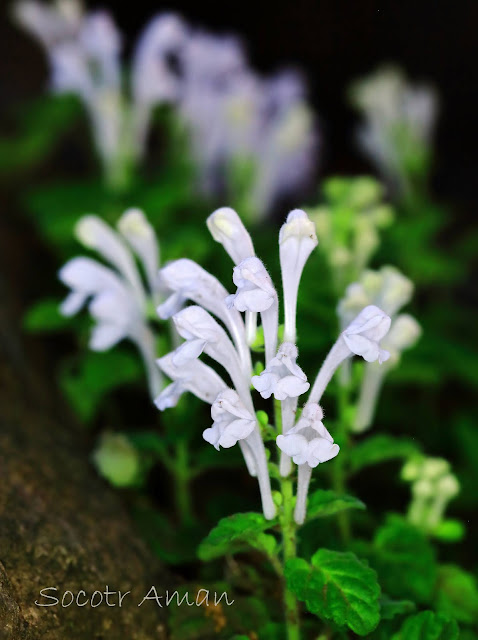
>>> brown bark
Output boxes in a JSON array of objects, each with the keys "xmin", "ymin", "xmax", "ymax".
[{"xmin": 0, "ymin": 274, "xmax": 171, "ymax": 639}]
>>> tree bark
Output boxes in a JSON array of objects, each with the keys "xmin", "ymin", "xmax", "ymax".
[{"xmin": 0, "ymin": 274, "xmax": 171, "ymax": 639}]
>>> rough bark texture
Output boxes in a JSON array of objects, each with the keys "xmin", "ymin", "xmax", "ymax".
[{"xmin": 0, "ymin": 274, "xmax": 171, "ymax": 639}]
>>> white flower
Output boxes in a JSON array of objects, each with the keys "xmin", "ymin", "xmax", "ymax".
[
  {"xmin": 118, "ymin": 208, "xmax": 160, "ymax": 294},
  {"xmin": 308, "ymin": 304, "xmax": 391, "ymax": 406},
  {"xmin": 276, "ymin": 404, "xmax": 339, "ymax": 468},
  {"xmin": 227, "ymin": 256, "xmax": 278, "ymax": 365},
  {"xmin": 75, "ymin": 215, "xmax": 145, "ymax": 301},
  {"xmin": 252, "ymin": 342, "xmax": 309, "ymax": 400},
  {"xmin": 131, "ymin": 13, "xmax": 187, "ymax": 107},
  {"xmin": 172, "ymin": 306, "xmax": 252, "ymax": 407},
  {"xmin": 59, "ymin": 211, "xmax": 162, "ymax": 398},
  {"xmin": 342, "ymin": 305, "xmax": 391, "ymax": 363},
  {"xmin": 227, "ymin": 257, "xmax": 277, "ymax": 313},
  {"xmin": 157, "ymin": 258, "xmax": 251, "ymax": 374},
  {"xmin": 203, "ymin": 389, "xmax": 256, "ymax": 450},
  {"xmin": 279, "ymin": 209, "xmax": 318, "ymax": 342},
  {"xmin": 206, "ymin": 207, "xmax": 255, "ymax": 265},
  {"xmin": 155, "ymin": 353, "xmax": 226, "ymax": 409}
]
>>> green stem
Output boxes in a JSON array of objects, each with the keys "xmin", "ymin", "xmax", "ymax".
[
  {"xmin": 275, "ymin": 399, "xmax": 301, "ymax": 640},
  {"xmin": 280, "ymin": 476, "xmax": 300, "ymax": 640}
]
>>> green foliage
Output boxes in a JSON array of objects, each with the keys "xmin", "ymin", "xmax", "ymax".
[
  {"xmin": 23, "ymin": 298, "xmax": 71, "ymax": 332},
  {"xmin": 434, "ymin": 565, "xmax": 478, "ymax": 624},
  {"xmin": 197, "ymin": 513, "xmax": 278, "ymax": 562},
  {"xmin": 285, "ymin": 550, "xmax": 381, "ymax": 636},
  {"xmin": 391, "ymin": 611, "xmax": 459, "ymax": 640},
  {"xmin": 133, "ymin": 506, "xmax": 205, "ymax": 565},
  {"xmin": 0, "ymin": 95, "xmax": 81, "ymax": 178},
  {"xmin": 370, "ymin": 515, "xmax": 437, "ymax": 604},
  {"xmin": 380, "ymin": 596, "xmax": 416, "ymax": 620},
  {"xmin": 60, "ymin": 350, "xmax": 143, "ymax": 421},
  {"xmin": 348, "ymin": 434, "xmax": 421, "ymax": 474},
  {"xmin": 306, "ymin": 489, "xmax": 366, "ymax": 521},
  {"xmin": 431, "ymin": 520, "xmax": 465, "ymax": 543}
]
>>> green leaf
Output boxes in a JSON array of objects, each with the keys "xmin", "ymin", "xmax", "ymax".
[
  {"xmin": 391, "ymin": 611, "xmax": 459, "ymax": 640},
  {"xmin": 197, "ymin": 513, "xmax": 278, "ymax": 562},
  {"xmin": 349, "ymin": 435, "xmax": 421, "ymax": 474},
  {"xmin": 431, "ymin": 519, "xmax": 465, "ymax": 543},
  {"xmin": 285, "ymin": 550, "xmax": 381, "ymax": 636},
  {"xmin": 306, "ymin": 489, "xmax": 366, "ymax": 521},
  {"xmin": 371, "ymin": 515, "xmax": 437, "ymax": 603},
  {"xmin": 434, "ymin": 564, "xmax": 478, "ymax": 624},
  {"xmin": 380, "ymin": 596, "xmax": 416, "ymax": 620},
  {"xmin": 23, "ymin": 298, "xmax": 70, "ymax": 332}
]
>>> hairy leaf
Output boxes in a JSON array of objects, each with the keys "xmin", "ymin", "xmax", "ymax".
[
  {"xmin": 198, "ymin": 513, "xmax": 278, "ymax": 562},
  {"xmin": 306, "ymin": 489, "xmax": 366, "ymax": 521},
  {"xmin": 392, "ymin": 611, "xmax": 459, "ymax": 640},
  {"xmin": 285, "ymin": 550, "xmax": 381, "ymax": 636}
]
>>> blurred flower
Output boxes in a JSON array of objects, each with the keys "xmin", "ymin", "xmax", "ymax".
[
  {"xmin": 402, "ymin": 456, "xmax": 461, "ymax": 537},
  {"xmin": 14, "ymin": 4, "xmax": 319, "ymax": 212},
  {"xmin": 59, "ymin": 210, "xmax": 163, "ymax": 399},
  {"xmin": 156, "ymin": 206, "xmax": 391, "ymax": 523},
  {"xmin": 309, "ymin": 176, "xmax": 394, "ymax": 293},
  {"xmin": 349, "ymin": 66, "xmax": 438, "ymax": 196}
]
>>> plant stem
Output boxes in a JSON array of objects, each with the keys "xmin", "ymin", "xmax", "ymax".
[
  {"xmin": 275, "ymin": 399, "xmax": 301, "ymax": 640},
  {"xmin": 280, "ymin": 475, "xmax": 301, "ymax": 640}
]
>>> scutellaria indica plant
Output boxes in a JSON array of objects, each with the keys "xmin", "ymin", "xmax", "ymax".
[{"xmin": 154, "ymin": 207, "xmax": 397, "ymax": 638}]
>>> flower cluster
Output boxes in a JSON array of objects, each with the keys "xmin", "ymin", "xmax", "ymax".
[
  {"xmin": 349, "ymin": 66, "xmax": 438, "ymax": 195},
  {"xmin": 13, "ymin": 1, "xmax": 186, "ymax": 187},
  {"xmin": 155, "ymin": 207, "xmax": 392, "ymax": 523},
  {"xmin": 14, "ymin": 2, "xmax": 318, "ymax": 216},
  {"xmin": 309, "ymin": 176, "xmax": 394, "ymax": 293},
  {"xmin": 58, "ymin": 209, "xmax": 163, "ymax": 399},
  {"xmin": 338, "ymin": 266, "xmax": 421, "ymax": 432},
  {"xmin": 401, "ymin": 457, "xmax": 461, "ymax": 536}
]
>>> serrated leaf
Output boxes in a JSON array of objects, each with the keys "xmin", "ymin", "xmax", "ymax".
[
  {"xmin": 434, "ymin": 564, "xmax": 478, "ymax": 624},
  {"xmin": 23, "ymin": 298, "xmax": 71, "ymax": 332},
  {"xmin": 372, "ymin": 515, "xmax": 437, "ymax": 603},
  {"xmin": 391, "ymin": 611, "xmax": 459, "ymax": 640},
  {"xmin": 197, "ymin": 513, "xmax": 278, "ymax": 562},
  {"xmin": 306, "ymin": 489, "xmax": 366, "ymax": 521},
  {"xmin": 380, "ymin": 595, "xmax": 416, "ymax": 620},
  {"xmin": 285, "ymin": 550, "xmax": 381, "ymax": 636},
  {"xmin": 349, "ymin": 435, "xmax": 421, "ymax": 474}
]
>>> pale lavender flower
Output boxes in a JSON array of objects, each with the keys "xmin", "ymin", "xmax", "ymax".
[{"xmin": 59, "ymin": 210, "xmax": 163, "ymax": 399}]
